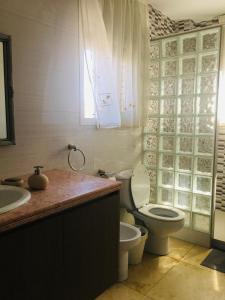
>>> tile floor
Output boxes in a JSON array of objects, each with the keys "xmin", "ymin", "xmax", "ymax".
[{"xmin": 96, "ymin": 238, "xmax": 225, "ymax": 300}]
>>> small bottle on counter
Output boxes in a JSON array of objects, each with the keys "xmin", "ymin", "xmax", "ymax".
[{"xmin": 28, "ymin": 166, "xmax": 49, "ymax": 190}]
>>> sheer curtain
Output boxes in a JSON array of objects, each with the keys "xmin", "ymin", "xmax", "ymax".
[
  {"xmin": 79, "ymin": 0, "xmax": 121, "ymax": 128},
  {"xmin": 79, "ymin": 0, "xmax": 149, "ymax": 128}
]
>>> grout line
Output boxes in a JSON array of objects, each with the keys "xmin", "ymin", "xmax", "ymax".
[{"xmin": 145, "ymin": 259, "xmax": 181, "ymax": 293}]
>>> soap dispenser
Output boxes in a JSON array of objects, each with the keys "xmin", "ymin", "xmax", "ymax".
[{"xmin": 28, "ymin": 166, "xmax": 49, "ymax": 190}]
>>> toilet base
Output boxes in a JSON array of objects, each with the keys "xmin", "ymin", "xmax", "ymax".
[
  {"xmin": 119, "ymin": 250, "xmax": 129, "ymax": 282},
  {"xmin": 145, "ymin": 235, "xmax": 169, "ymax": 256}
]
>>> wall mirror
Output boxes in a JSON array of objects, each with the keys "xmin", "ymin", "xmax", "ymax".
[{"xmin": 0, "ymin": 33, "xmax": 14, "ymax": 146}]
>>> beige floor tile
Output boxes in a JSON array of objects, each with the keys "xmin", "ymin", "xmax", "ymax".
[
  {"xmin": 147, "ymin": 262, "xmax": 225, "ymax": 300},
  {"xmin": 168, "ymin": 237, "xmax": 194, "ymax": 261},
  {"xmin": 182, "ymin": 244, "xmax": 212, "ymax": 267},
  {"xmin": 123, "ymin": 253, "xmax": 179, "ymax": 295},
  {"xmin": 96, "ymin": 283, "xmax": 151, "ymax": 300}
]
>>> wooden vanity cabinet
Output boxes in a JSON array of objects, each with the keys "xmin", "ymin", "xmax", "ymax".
[{"xmin": 0, "ymin": 192, "xmax": 120, "ymax": 300}]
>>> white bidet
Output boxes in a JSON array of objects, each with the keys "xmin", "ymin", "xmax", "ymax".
[{"xmin": 119, "ymin": 222, "xmax": 141, "ymax": 281}]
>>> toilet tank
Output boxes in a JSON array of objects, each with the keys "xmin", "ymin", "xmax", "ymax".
[{"xmin": 116, "ymin": 170, "xmax": 136, "ymax": 211}]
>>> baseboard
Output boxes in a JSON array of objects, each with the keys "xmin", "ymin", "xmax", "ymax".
[{"xmin": 170, "ymin": 227, "xmax": 210, "ymax": 248}]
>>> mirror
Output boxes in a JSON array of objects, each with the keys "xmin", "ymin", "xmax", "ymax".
[{"xmin": 0, "ymin": 33, "xmax": 14, "ymax": 146}]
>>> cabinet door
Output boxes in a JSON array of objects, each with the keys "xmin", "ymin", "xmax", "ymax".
[
  {"xmin": 63, "ymin": 192, "xmax": 120, "ymax": 300},
  {"xmin": 0, "ymin": 214, "xmax": 63, "ymax": 300}
]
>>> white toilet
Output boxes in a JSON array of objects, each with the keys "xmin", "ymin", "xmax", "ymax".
[
  {"xmin": 119, "ymin": 222, "xmax": 141, "ymax": 281},
  {"xmin": 117, "ymin": 163, "xmax": 185, "ymax": 256}
]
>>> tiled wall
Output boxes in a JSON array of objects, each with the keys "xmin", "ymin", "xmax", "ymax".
[
  {"xmin": 0, "ymin": 0, "xmax": 141, "ymax": 178},
  {"xmin": 149, "ymin": 4, "xmax": 176, "ymax": 39},
  {"xmin": 149, "ymin": 4, "xmax": 220, "ymax": 40},
  {"xmin": 216, "ymin": 125, "xmax": 225, "ymax": 210}
]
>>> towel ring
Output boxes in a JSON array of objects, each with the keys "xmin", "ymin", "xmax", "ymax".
[{"xmin": 67, "ymin": 144, "xmax": 86, "ymax": 171}]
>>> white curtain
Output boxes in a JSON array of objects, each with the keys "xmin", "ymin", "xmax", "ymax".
[
  {"xmin": 79, "ymin": 0, "xmax": 149, "ymax": 128},
  {"xmin": 79, "ymin": 0, "xmax": 121, "ymax": 128}
]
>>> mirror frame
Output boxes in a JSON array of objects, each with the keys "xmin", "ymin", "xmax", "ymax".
[{"xmin": 0, "ymin": 33, "xmax": 15, "ymax": 146}]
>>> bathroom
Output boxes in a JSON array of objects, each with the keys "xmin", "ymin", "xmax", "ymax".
[{"xmin": 0, "ymin": 0, "xmax": 225, "ymax": 299}]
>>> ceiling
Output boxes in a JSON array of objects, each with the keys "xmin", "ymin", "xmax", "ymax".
[{"xmin": 149, "ymin": 0, "xmax": 225, "ymax": 22}]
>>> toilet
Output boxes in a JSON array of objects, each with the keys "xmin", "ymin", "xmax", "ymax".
[
  {"xmin": 119, "ymin": 222, "xmax": 141, "ymax": 281},
  {"xmin": 116, "ymin": 163, "xmax": 185, "ymax": 256}
]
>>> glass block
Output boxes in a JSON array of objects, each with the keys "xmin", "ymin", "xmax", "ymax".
[
  {"xmin": 176, "ymin": 173, "xmax": 192, "ymax": 191},
  {"xmin": 199, "ymin": 53, "xmax": 218, "ymax": 73},
  {"xmin": 175, "ymin": 191, "xmax": 192, "ymax": 210},
  {"xmin": 182, "ymin": 36, "xmax": 197, "ymax": 54},
  {"xmin": 143, "ymin": 152, "xmax": 157, "ymax": 168},
  {"xmin": 183, "ymin": 211, "xmax": 191, "ymax": 227},
  {"xmin": 160, "ymin": 153, "xmax": 174, "ymax": 169},
  {"xmin": 143, "ymin": 135, "xmax": 158, "ymax": 151},
  {"xmin": 147, "ymin": 80, "xmax": 160, "ymax": 96},
  {"xmin": 162, "ymin": 59, "xmax": 177, "ymax": 76},
  {"xmin": 196, "ymin": 116, "xmax": 215, "ymax": 134},
  {"xmin": 145, "ymin": 100, "xmax": 159, "ymax": 115},
  {"xmin": 148, "ymin": 169, "xmax": 157, "ymax": 185},
  {"xmin": 148, "ymin": 61, "xmax": 160, "ymax": 78},
  {"xmin": 144, "ymin": 118, "xmax": 159, "ymax": 134},
  {"xmin": 177, "ymin": 97, "xmax": 194, "ymax": 115},
  {"xmin": 160, "ymin": 136, "xmax": 175, "ymax": 151},
  {"xmin": 195, "ymin": 176, "xmax": 212, "ymax": 194},
  {"xmin": 150, "ymin": 185, "xmax": 157, "ymax": 203},
  {"xmin": 149, "ymin": 43, "xmax": 160, "ymax": 60},
  {"xmin": 193, "ymin": 214, "xmax": 210, "ymax": 233},
  {"xmin": 196, "ymin": 95, "xmax": 216, "ymax": 114},
  {"xmin": 159, "ymin": 170, "xmax": 174, "ymax": 187},
  {"xmin": 198, "ymin": 74, "xmax": 217, "ymax": 94},
  {"xmin": 177, "ymin": 156, "xmax": 193, "ymax": 172},
  {"xmin": 180, "ymin": 57, "xmax": 196, "ymax": 75},
  {"xmin": 193, "ymin": 195, "xmax": 211, "ymax": 214},
  {"xmin": 160, "ymin": 118, "xmax": 175, "ymax": 133},
  {"xmin": 201, "ymin": 29, "xmax": 219, "ymax": 51},
  {"xmin": 161, "ymin": 78, "xmax": 177, "ymax": 96},
  {"xmin": 179, "ymin": 78, "xmax": 195, "ymax": 95},
  {"xmin": 196, "ymin": 136, "xmax": 214, "ymax": 155},
  {"xmin": 161, "ymin": 98, "xmax": 176, "ymax": 115},
  {"xmin": 177, "ymin": 117, "xmax": 194, "ymax": 134},
  {"xmin": 178, "ymin": 137, "xmax": 193, "ymax": 153},
  {"xmin": 195, "ymin": 157, "xmax": 213, "ymax": 175},
  {"xmin": 158, "ymin": 188, "xmax": 174, "ymax": 206},
  {"xmin": 163, "ymin": 38, "xmax": 178, "ymax": 57}
]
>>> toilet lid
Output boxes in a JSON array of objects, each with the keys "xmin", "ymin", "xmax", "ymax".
[{"xmin": 131, "ymin": 162, "xmax": 150, "ymax": 209}]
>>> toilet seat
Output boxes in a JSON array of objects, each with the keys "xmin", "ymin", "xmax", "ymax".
[{"xmin": 139, "ymin": 204, "xmax": 185, "ymax": 222}]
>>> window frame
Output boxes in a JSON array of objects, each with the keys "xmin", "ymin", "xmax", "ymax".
[{"xmin": 79, "ymin": 47, "xmax": 96, "ymax": 126}]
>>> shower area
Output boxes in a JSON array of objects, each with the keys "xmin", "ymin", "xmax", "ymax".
[{"xmin": 143, "ymin": 26, "xmax": 221, "ymax": 243}]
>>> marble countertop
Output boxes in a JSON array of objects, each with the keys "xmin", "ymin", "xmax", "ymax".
[{"xmin": 0, "ymin": 169, "xmax": 121, "ymax": 233}]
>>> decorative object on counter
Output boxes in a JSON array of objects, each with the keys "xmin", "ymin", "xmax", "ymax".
[
  {"xmin": 28, "ymin": 166, "xmax": 49, "ymax": 190},
  {"xmin": 1, "ymin": 177, "xmax": 24, "ymax": 187},
  {"xmin": 97, "ymin": 169, "xmax": 108, "ymax": 178},
  {"xmin": 120, "ymin": 208, "xmax": 135, "ymax": 225},
  {"xmin": 97, "ymin": 169, "xmax": 116, "ymax": 180},
  {"xmin": 67, "ymin": 144, "xmax": 86, "ymax": 171}
]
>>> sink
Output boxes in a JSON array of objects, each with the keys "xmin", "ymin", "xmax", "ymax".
[{"xmin": 0, "ymin": 185, "xmax": 31, "ymax": 214}]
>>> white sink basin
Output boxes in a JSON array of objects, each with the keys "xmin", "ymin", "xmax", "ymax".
[{"xmin": 0, "ymin": 185, "xmax": 31, "ymax": 214}]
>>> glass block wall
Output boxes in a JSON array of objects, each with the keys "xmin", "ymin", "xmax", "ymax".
[{"xmin": 143, "ymin": 27, "xmax": 221, "ymax": 233}]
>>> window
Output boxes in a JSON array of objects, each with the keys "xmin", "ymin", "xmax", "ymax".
[{"xmin": 80, "ymin": 50, "xmax": 96, "ymax": 125}]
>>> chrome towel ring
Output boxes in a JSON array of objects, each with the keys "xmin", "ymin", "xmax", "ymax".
[{"xmin": 67, "ymin": 144, "xmax": 86, "ymax": 171}]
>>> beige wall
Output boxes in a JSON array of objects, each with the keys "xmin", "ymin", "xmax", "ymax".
[{"xmin": 0, "ymin": 0, "xmax": 141, "ymax": 178}]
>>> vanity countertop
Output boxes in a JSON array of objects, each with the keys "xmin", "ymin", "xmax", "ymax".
[{"xmin": 0, "ymin": 169, "xmax": 121, "ymax": 233}]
